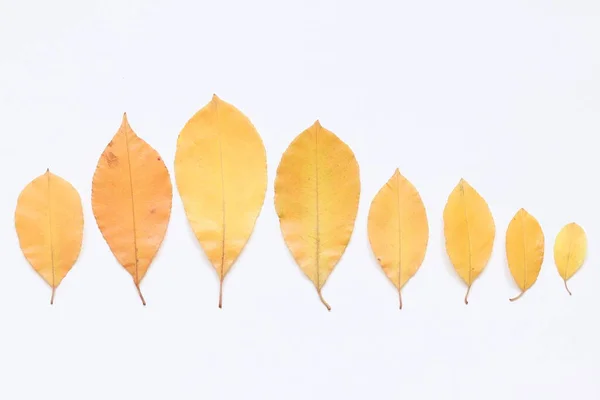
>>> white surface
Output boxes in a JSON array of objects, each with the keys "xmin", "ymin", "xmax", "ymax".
[{"xmin": 0, "ymin": 1, "xmax": 599, "ymax": 399}]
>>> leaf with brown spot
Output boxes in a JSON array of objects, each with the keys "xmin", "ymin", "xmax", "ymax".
[
  {"xmin": 15, "ymin": 170, "xmax": 83, "ymax": 304},
  {"xmin": 92, "ymin": 114, "xmax": 172, "ymax": 305}
]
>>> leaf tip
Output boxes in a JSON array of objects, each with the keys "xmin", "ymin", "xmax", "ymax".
[
  {"xmin": 121, "ymin": 112, "xmax": 131, "ymax": 130},
  {"xmin": 314, "ymin": 119, "xmax": 322, "ymax": 128},
  {"xmin": 212, "ymin": 93, "xmax": 220, "ymax": 102}
]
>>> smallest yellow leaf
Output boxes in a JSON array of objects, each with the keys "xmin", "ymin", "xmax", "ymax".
[{"xmin": 554, "ymin": 222, "xmax": 587, "ymax": 295}]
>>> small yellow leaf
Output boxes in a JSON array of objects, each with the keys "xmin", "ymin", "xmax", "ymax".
[
  {"xmin": 505, "ymin": 208, "xmax": 544, "ymax": 302},
  {"xmin": 367, "ymin": 169, "xmax": 428, "ymax": 309},
  {"xmin": 92, "ymin": 114, "xmax": 173, "ymax": 305},
  {"xmin": 275, "ymin": 121, "xmax": 360, "ymax": 310},
  {"xmin": 554, "ymin": 222, "xmax": 587, "ymax": 295},
  {"xmin": 174, "ymin": 95, "xmax": 267, "ymax": 308},
  {"xmin": 443, "ymin": 179, "xmax": 495, "ymax": 304},
  {"xmin": 15, "ymin": 170, "xmax": 83, "ymax": 304}
]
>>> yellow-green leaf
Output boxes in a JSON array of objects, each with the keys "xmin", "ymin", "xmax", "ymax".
[
  {"xmin": 505, "ymin": 208, "xmax": 544, "ymax": 301},
  {"xmin": 443, "ymin": 179, "xmax": 495, "ymax": 304},
  {"xmin": 554, "ymin": 222, "xmax": 587, "ymax": 295},
  {"xmin": 175, "ymin": 95, "xmax": 267, "ymax": 308},
  {"xmin": 274, "ymin": 121, "xmax": 360, "ymax": 310},
  {"xmin": 367, "ymin": 169, "xmax": 428, "ymax": 309}
]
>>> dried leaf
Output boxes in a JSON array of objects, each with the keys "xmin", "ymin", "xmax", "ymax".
[
  {"xmin": 554, "ymin": 222, "xmax": 587, "ymax": 295},
  {"xmin": 92, "ymin": 114, "xmax": 172, "ymax": 305},
  {"xmin": 174, "ymin": 95, "xmax": 267, "ymax": 308},
  {"xmin": 505, "ymin": 208, "xmax": 544, "ymax": 301},
  {"xmin": 15, "ymin": 170, "xmax": 83, "ymax": 304},
  {"xmin": 274, "ymin": 121, "xmax": 360, "ymax": 310},
  {"xmin": 367, "ymin": 169, "xmax": 428, "ymax": 309},
  {"xmin": 443, "ymin": 179, "xmax": 495, "ymax": 304}
]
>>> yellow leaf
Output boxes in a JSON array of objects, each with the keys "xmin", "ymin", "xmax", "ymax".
[
  {"xmin": 92, "ymin": 114, "xmax": 173, "ymax": 305},
  {"xmin": 367, "ymin": 169, "xmax": 428, "ymax": 309},
  {"xmin": 554, "ymin": 222, "xmax": 587, "ymax": 295},
  {"xmin": 274, "ymin": 121, "xmax": 360, "ymax": 310},
  {"xmin": 505, "ymin": 208, "xmax": 544, "ymax": 302},
  {"xmin": 15, "ymin": 170, "xmax": 83, "ymax": 304},
  {"xmin": 174, "ymin": 95, "xmax": 267, "ymax": 308},
  {"xmin": 443, "ymin": 179, "xmax": 495, "ymax": 304}
]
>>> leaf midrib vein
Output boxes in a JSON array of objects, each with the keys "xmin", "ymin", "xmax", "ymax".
[{"xmin": 124, "ymin": 128, "xmax": 139, "ymax": 283}]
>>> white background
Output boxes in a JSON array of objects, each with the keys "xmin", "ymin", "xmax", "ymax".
[{"xmin": 0, "ymin": 1, "xmax": 599, "ymax": 399}]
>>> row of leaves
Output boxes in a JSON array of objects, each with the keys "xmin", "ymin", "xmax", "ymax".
[{"xmin": 14, "ymin": 95, "xmax": 587, "ymax": 308}]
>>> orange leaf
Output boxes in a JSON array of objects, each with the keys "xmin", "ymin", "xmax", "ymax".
[{"xmin": 92, "ymin": 114, "xmax": 172, "ymax": 305}]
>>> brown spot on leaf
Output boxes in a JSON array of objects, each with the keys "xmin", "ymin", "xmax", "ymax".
[
  {"xmin": 105, "ymin": 151, "xmax": 119, "ymax": 167},
  {"xmin": 150, "ymin": 208, "xmax": 156, "ymax": 214}
]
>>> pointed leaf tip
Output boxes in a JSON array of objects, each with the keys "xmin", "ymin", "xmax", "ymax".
[
  {"xmin": 121, "ymin": 112, "xmax": 131, "ymax": 129},
  {"xmin": 212, "ymin": 93, "xmax": 220, "ymax": 102},
  {"xmin": 314, "ymin": 120, "xmax": 322, "ymax": 128}
]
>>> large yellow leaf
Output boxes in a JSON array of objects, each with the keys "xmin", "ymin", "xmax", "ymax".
[
  {"xmin": 367, "ymin": 169, "xmax": 428, "ymax": 309},
  {"xmin": 505, "ymin": 208, "xmax": 544, "ymax": 302},
  {"xmin": 274, "ymin": 121, "xmax": 360, "ymax": 310},
  {"xmin": 15, "ymin": 170, "xmax": 83, "ymax": 304},
  {"xmin": 174, "ymin": 95, "xmax": 267, "ymax": 308},
  {"xmin": 92, "ymin": 114, "xmax": 172, "ymax": 305},
  {"xmin": 554, "ymin": 222, "xmax": 587, "ymax": 295},
  {"xmin": 443, "ymin": 179, "xmax": 495, "ymax": 304}
]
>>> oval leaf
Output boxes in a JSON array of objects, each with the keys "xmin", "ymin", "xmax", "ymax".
[
  {"xmin": 554, "ymin": 222, "xmax": 587, "ymax": 295},
  {"xmin": 505, "ymin": 208, "xmax": 544, "ymax": 302},
  {"xmin": 443, "ymin": 179, "xmax": 495, "ymax": 304},
  {"xmin": 92, "ymin": 114, "xmax": 173, "ymax": 305},
  {"xmin": 367, "ymin": 169, "xmax": 428, "ymax": 309},
  {"xmin": 174, "ymin": 95, "xmax": 267, "ymax": 308},
  {"xmin": 15, "ymin": 170, "xmax": 83, "ymax": 304},
  {"xmin": 274, "ymin": 121, "xmax": 360, "ymax": 310}
]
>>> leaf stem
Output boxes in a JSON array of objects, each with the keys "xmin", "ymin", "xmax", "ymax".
[
  {"xmin": 464, "ymin": 285, "xmax": 471, "ymax": 305},
  {"xmin": 564, "ymin": 279, "xmax": 572, "ymax": 296},
  {"xmin": 135, "ymin": 282, "xmax": 146, "ymax": 306},
  {"xmin": 399, "ymin": 290, "xmax": 403, "ymax": 310},
  {"xmin": 509, "ymin": 291, "xmax": 524, "ymax": 302},
  {"xmin": 50, "ymin": 287, "xmax": 55, "ymax": 305},
  {"xmin": 218, "ymin": 279, "xmax": 223, "ymax": 309},
  {"xmin": 318, "ymin": 289, "xmax": 331, "ymax": 311}
]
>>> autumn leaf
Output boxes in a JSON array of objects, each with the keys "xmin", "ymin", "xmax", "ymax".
[
  {"xmin": 174, "ymin": 95, "xmax": 267, "ymax": 308},
  {"xmin": 554, "ymin": 222, "xmax": 587, "ymax": 295},
  {"xmin": 274, "ymin": 121, "xmax": 360, "ymax": 310},
  {"xmin": 367, "ymin": 169, "xmax": 428, "ymax": 309},
  {"xmin": 505, "ymin": 208, "xmax": 544, "ymax": 301},
  {"xmin": 443, "ymin": 179, "xmax": 495, "ymax": 304},
  {"xmin": 92, "ymin": 114, "xmax": 172, "ymax": 305},
  {"xmin": 15, "ymin": 170, "xmax": 83, "ymax": 304}
]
